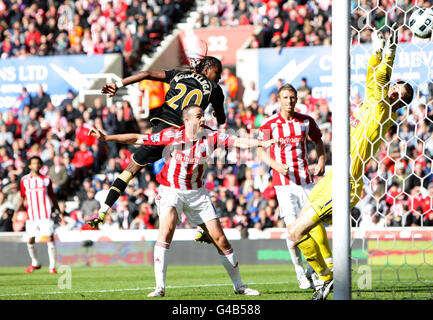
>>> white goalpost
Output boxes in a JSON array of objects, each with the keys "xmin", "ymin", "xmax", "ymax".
[{"xmin": 331, "ymin": 0, "xmax": 352, "ymax": 300}]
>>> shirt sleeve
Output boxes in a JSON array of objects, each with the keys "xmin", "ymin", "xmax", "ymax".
[
  {"xmin": 142, "ymin": 128, "xmax": 177, "ymax": 146},
  {"xmin": 373, "ymin": 53, "xmax": 395, "ymax": 102},
  {"xmin": 307, "ymin": 117, "xmax": 322, "ymax": 141},
  {"xmin": 211, "ymin": 131, "xmax": 237, "ymax": 149},
  {"xmin": 47, "ymin": 179, "xmax": 56, "ymax": 199},
  {"xmin": 365, "ymin": 52, "xmax": 383, "ymax": 101},
  {"xmin": 257, "ymin": 122, "xmax": 272, "ymax": 141},
  {"xmin": 163, "ymin": 69, "xmax": 181, "ymax": 83},
  {"xmin": 20, "ymin": 179, "xmax": 26, "ymax": 197}
]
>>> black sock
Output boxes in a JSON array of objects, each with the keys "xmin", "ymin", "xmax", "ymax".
[{"xmin": 105, "ymin": 178, "xmax": 128, "ymax": 207}]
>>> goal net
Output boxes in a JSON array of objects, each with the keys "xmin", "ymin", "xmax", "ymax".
[{"xmin": 349, "ymin": 0, "xmax": 433, "ymax": 299}]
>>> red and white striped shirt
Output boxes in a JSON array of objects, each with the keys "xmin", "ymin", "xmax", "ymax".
[
  {"xmin": 142, "ymin": 126, "xmax": 236, "ymax": 190},
  {"xmin": 258, "ymin": 112, "xmax": 322, "ymax": 186},
  {"xmin": 20, "ymin": 173, "xmax": 55, "ymax": 221}
]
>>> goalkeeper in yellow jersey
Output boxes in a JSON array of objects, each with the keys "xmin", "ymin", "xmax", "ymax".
[{"xmin": 286, "ymin": 23, "xmax": 414, "ymax": 300}]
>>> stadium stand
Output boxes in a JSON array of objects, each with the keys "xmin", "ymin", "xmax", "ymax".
[{"xmin": 1, "ymin": 0, "xmax": 433, "ymax": 234}]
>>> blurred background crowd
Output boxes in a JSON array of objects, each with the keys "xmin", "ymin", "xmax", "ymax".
[{"xmin": 1, "ymin": 0, "xmax": 433, "ymax": 234}]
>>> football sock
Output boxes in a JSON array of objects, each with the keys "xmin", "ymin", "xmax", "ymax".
[
  {"xmin": 309, "ymin": 223, "xmax": 333, "ymax": 270},
  {"xmin": 286, "ymin": 238, "xmax": 305, "ymax": 274},
  {"xmin": 47, "ymin": 241, "xmax": 56, "ymax": 269},
  {"xmin": 103, "ymin": 171, "xmax": 133, "ymax": 208},
  {"xmin": 153, "ymin": 241, "xmax": 170, "ymax": 290},
  {"xmin": 27, "ymin": 243, "xmax": 39, "ymax": 267},
  {"xmin": 295, "ymin": 234, "xmax": 333, "ymax": 282},
  {"xmin": 218, "ymin": 248, "xmax": 243, "ymax": 291}
]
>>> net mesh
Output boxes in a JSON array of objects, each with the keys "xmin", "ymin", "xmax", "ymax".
[{"xmin": 350, "ymin": 0, "xmax": 433, "ymax": 299}]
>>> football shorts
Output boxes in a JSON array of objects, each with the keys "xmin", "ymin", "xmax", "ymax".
[
  {"xmin": 25, "ymin": 219, "xmax": 55, "ymax": 238},
  {"xmin": 131, "ymin": 120, "xmax": 174, "ymax": 166},
  {"xmin": 155, "ymin": 185, "xmax": 219, "ymax": 227},
  {"xmin": 306, "ymin": 171, "xmax": 333, "ymax": 225},
  {"xmin": 275, "ymin": 183, "xmax": 315, "ymax": 226}
]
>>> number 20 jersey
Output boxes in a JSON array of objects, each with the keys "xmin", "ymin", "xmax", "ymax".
[{"xmin": 150, "ymin": 69, "xmax": 225, "ymax": 127}]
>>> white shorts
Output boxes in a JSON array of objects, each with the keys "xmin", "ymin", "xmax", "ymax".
[
  {"xmin": 275, "ymin": 184, "xmax": 315, "ymax": 226},
  {"xmin": 155, "ymin": 185, "xmax": 219, "ymax": 227},
  {"xmin": 25, "ymin": 219, "xmax": 55, "ymax": 238}
]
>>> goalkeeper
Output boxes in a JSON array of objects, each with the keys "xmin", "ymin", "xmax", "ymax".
[{"xmin": 286, "ymin": 23, "xmax": 414, "ymax": 300}]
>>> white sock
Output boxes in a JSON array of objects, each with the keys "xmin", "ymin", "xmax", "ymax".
[
  {"xmin": 153, "ymin": 241, "xmax": 169, "ymax": 290},
  {"xmin": 27, "ymin": 243, "xmax": 39, "ymax": 266},
  {"xmin": 286, "ymin": 238, "xmax": 305, "ymax": 274},
  {"xmin": 99, "ymin": 204, "xmax": 110, "ymax": 214},
  {"xmin": 218, "ymin": 248, "xmax": 243, "ymax": 291},
  {"xmin": 47, "ymin": 242, "xmax": 56, "ymax": 269}
]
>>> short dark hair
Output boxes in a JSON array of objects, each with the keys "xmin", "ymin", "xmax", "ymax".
[
  {"xmin": 397, "ymin": 80, "xmax": 414, "ymax": 106},
  {"xmin": 277, "ymin": 83, "xmax": 297, "ymax": 96},
  {"xmin": 182, "ymin": 104, "xmax": 202, "ymax": 120},
  {"xmin": 28, "ymin": 156, "xmax": 43, "ymax": 166}
]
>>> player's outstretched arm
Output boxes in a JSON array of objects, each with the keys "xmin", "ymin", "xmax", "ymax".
[
  {"xmin": 88, "ymin": 128, "xmax": 144, "ymax": 145},
  {"xmin": 374, "ymin": 23, "xmax": 399, "ymax": 100},
  {"xmin": 385, "ymin": 22, "xmax": 399, "ymax": 57},
  {"xmin": 234, "ymin": 137, "xmax": 276, "ymax": 149},
  {"xmin": 366, "ymin": 28, "xmax": 385, "ymax": 99},
  {"xmin": 101, "ymin": 70, "xmax": 167, "ymax": 97}
]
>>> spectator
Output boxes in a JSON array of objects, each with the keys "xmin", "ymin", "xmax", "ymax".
[
  {"xmin": 15, "ymin": 87, "xmax": 32, "ymax": 114},
  {"xmin": 31, "ymin": 85, "xmax": 51, "ymax": 115},
  {"xmin": 243, "ymin": 81, "xmax": 260, "ymax": 109},
  {"xmin": 0, "ymin": 208, "xmax": 14, "ymax": 232},
  {"xmin": 246, "ymin": 189, "xmax": 267, "ymax": 214},
  {"xmin": 71, "ymin": 143, "xmax": 94, "ymax": 180},
  {"xmin": 48, "ymin": 155, "xmax": 69, "ymax": 197},
  {"xmin": 253, "ymin": 165, "xmax": 271, "ymax": 192},
  {"xmin": 5, "ymin": 111, "xmax": 22, "ymax": 139},
  {"xmin": 75, "ymin": 117, "xmax": 96, "ymax": 147},
  {"xmin": 297, "ymin": 77, "xmax": 312, "ymax": 101},
  {"xmin": 254, "ymin": 208, "xmax": 274, "ymax": 230},
  {"xmin": 221, "ymin": 67, "xmax": 239, "ymax": 100},
  {"xmin": 98, "ymin": 213, "xmax": 120, "ymax": 231},
  {"xmin": 79, "ymin": 187, "xmax": 100, "ymax": 221},
  {"xmin": 0, "ymin": 124, "xmax": 13, "ymax": 146}
]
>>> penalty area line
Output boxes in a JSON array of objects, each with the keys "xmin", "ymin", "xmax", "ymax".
[{"xmin": 0, "ymin": 281, "xmax": 289, "ymax": 297}]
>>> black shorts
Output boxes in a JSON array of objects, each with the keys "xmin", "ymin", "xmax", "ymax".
[{"xmin": 131, "ymin": 120, "xmax": 176, "ymax": 166}]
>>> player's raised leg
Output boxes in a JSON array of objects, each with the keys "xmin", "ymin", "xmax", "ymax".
[
  {"xmin": 203, "ymin": 219, "xmax": 260, "ymax": 296},
  {"xmin": 88, "ymin": 162, "xmax": 141, "ymax": 227}
]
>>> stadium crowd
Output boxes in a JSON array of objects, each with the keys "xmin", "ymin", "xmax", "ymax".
[
  {"xmin": 1, "ymin": 0, "xmax": 429, "ymax": 63},
  {"xmin": 1, "ymin": 68, "xmax": 433, "ymax": 234},
  {"xmin": 0, "ymin": 0, "xmax": 193, "ymax": 75},
  {"xmin": 1, "ymin": 0, "xmax": 433, "ymax": 234}
]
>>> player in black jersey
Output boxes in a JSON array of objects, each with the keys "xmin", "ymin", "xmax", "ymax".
[{"xmin": 88, "ymin": 56, "xmax": 226, "ymax": 227}]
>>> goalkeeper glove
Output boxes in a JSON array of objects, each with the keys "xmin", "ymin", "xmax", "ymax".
[
  {"xmin": 372, "ymin": 28, "xmax": 385, "ymax": 54},
  {"xmin": 87, "ymin": 212, "xmax": 106, "ymax": 228},
  {"xmin": 385, "ymin": 22, "xmax": 399, "ymax": 56}
]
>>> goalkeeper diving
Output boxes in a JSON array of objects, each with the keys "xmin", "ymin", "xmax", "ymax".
[{"xmin": 286, "ymin": 23, "xmax": 414, "ymax": 300}]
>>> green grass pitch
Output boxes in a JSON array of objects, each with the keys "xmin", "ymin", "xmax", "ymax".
[{"xmin": 0, "ymin": 264, "xmax": 432, "ymax": 300}]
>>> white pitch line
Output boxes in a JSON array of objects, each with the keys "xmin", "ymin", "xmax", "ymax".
[{"xmin": 0, "ymin": 281, "xmax": 289, "ymax": 298}]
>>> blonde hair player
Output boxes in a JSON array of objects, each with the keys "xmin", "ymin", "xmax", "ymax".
[{"xmin": 256, "ymin": 83, "xmax": 330, "ymax": 290}]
